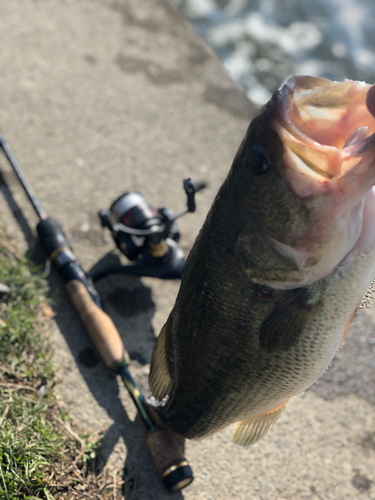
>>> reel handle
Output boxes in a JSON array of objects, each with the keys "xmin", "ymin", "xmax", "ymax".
[{"xmin": 183, "ymin": 178, "xmax": 207, "ymax": 213}]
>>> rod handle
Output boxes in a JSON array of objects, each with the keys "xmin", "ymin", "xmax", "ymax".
[
  {"xmin": 146, "ymin": 405, "xmax": 194, "ymax": 491},
  {"xmin": 65, "ymin": 280, "xmax": 194, "ymax": 491},
  {"xmin": 146, "ymin": 427, "xmax": 194, "ymax": 491},
  {"xmin": 65, "ymin": 280, "xmax": 129, "ymax": 368}
]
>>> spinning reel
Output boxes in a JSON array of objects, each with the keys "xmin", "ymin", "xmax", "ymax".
[{"xmin": 92, "ymin": 179, "xmax": 206, "ymax": 281}]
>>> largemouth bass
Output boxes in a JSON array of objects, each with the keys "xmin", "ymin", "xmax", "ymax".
[{"xmin": 149, "ymin": 76, "xmax": 375, "ymax": 446}]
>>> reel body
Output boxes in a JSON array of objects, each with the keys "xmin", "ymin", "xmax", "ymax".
[{"xmin": 95, "ymin": 179, "xmax": 205, "ymax": 281}]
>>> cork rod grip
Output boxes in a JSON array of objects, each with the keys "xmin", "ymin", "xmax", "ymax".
[
  {"xmin": 65, "ymin": 280, "xmax": 130, "ymax": 369},
  {"xmin": 145, "ymin": 406, "xmax": 194, "ymax": 491},
  {"xmin": 147, "ymin": 429, "xmax": 193, "ymax": 491},
  {"xmin": 147, "ymin": 427, "xmax": 185, "ymax": 472}
]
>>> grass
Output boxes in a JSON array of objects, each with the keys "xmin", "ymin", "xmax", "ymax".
[
  {"xmin": 0, "ymin": 245, "xmax": 59, "ymax": 499},
  {"xmin": 0, "ymin": 246, "xmax": 53, "ymax": 386},
  {"xmin": 0, "ymin": 237, "xmax": 123, "ymax": 499},
  {"xmin": 0, "ymin": 398, "xmax": 61, "ymax": 499}
]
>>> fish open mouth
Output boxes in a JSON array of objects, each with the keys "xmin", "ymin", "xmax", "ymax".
[
  {"xmin": 257, "ymin": 76, "xmax": 375, "ymax": 289},
  {"xmin": 273, "ymin": 76, "xmax": 375, "ymax": 190}
]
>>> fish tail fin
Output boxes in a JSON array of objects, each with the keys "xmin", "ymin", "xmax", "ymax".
[
  {"xmin": 149, "ymin": 323, "xmax": 173, "ymax": 401},
  {"xmin": 232, "ymin": 401, "xmax": 288, "ymax": 446}
]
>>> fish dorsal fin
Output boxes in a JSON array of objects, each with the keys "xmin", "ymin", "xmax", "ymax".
[
  {"xmin": 149, "ymin": 323, "xmax": 173, "ymax": 401},
  {"xmin": 259, "ymin": 289, "xmax": 319, "ymax": 353},
  {"xmin": 232, "ymin": 402, "xmax": 288, "ymax": 446}
]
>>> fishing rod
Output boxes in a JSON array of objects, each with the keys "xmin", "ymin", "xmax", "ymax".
[{"xmin": 0, "ymin": 134, "xmax": 193, "ymax": 492}]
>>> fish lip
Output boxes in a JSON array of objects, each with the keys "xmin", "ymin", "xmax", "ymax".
[
  {"xmin": 272, "ymin": 77, "xmax": 305, "ymax": 142},
  {"xmin": 271, "ymin": 79, "xmax": 293, "ymax": 130},
  {"xmin": 272, "ymin": 76, "xmax": 375, "ymax": 185},
  {"xmin": 273, "ymin": 76, "xmax": 374, "ymax": 147},
  {"xmin": 350, "ymin": 131, "xmax": 375, "ymax": 157},
  {"xmin": 271, "ymin": 77, "xmax": 341, "ymax": 182}
]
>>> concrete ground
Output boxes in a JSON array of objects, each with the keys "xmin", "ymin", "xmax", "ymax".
[{"xmin": 0, "ymin": 1, "xmax": 375, "ymax": 499}]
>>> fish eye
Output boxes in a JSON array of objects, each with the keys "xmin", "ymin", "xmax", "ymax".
[{"xmin": 246, "ymin": 145, "xmax": 270, "ymax": 176}]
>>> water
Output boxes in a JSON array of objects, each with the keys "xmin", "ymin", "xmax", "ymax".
[{"xmin": 170, "ymin": 0, "xmax": 375, "ymax": 105}]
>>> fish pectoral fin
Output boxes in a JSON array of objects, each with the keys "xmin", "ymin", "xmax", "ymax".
[
  {"xmin": 232, "ymin": 402, "xmax": 288, "ymax": 446},
  {"xmin": 149, "ymin": 323, "xmax": 173, "ymax": 401},
  {"xmin": 259, "ymin": 290, "xmax": 318, "ymax": 353}
]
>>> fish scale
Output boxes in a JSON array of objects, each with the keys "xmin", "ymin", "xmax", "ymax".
[{"xmin": 150, "ymin": 76, "xmax": 375, "ymax": 446}]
